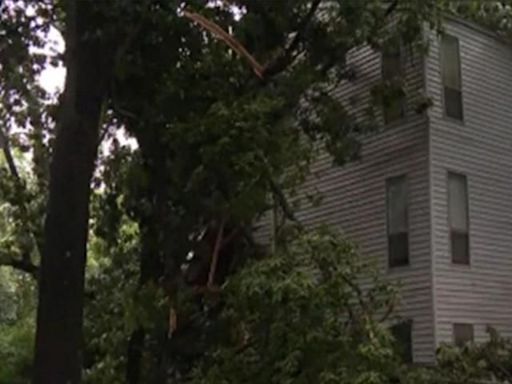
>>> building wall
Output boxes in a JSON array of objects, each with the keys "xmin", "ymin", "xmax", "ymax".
[
  {"xmin": 426, "ymin": 18, "xmax": 512, "ymax": 345},
  {"xmin": 290, "ymin": 44, "xmax": 435, "ymax": 363}
]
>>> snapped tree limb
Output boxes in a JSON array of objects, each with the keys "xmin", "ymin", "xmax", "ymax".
[{"xmin": 182, "ymin": 10, "xmax": 264, "ymax": 79}]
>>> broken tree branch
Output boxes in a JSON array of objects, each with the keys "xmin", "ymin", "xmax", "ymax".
[
  {"xmin": 183, "ymin": 0, "xmax": 322, "ymax": 81},
  {"xmin": 183, "ymin": 10, "xmax": 264, "ymax": 79}
]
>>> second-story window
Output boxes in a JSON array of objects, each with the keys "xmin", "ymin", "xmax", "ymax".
[
  {"xmin": 441, "ymin": 34, "xmax": 463, "ymax": 120},
  {"xmin": 386, "ymin": 175, "xmax": 409, "ymax": 267},
  {"xmin": 382, "ymin": 43, "xmax": 405, "ymax": 123},
  {"xmin": 448, "ymin": 172, "xmax": 469, "ymax": 264}
]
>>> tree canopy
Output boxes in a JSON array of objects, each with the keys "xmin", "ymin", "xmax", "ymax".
[{"xmin": 1, "ymin": 0, "xmax": 512, "ymax": 383}]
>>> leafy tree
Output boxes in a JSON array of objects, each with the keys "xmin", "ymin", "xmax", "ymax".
[
  {"xmin": 29, "ymin": 1, "xmax": 144, "ymax": 381},
  {"xmin": 0, "ymin": 268, "xmax": 36, "ymax": 383},
  {"xmin": 189, "ymin": 228, "xmax": 406, "ymax": 384},
  {"xmin": 105, "ymin": 2, "xmax": 444, "ymax": 381},
  {"xmin": 8, "ymin": 1, "xmax": 506, "ymax": 383},
  {"xmin": 449, "ymin": 0, "xmax": 512, "ymax": 39}
]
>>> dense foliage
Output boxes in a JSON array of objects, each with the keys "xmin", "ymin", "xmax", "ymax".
[
  {"xmin": 1, "ymin": 0, "xmax": 512, "ymax": 383},
  {"xmin": 188, "ymin": 229, "xmax": 403, "ymax": 384}
]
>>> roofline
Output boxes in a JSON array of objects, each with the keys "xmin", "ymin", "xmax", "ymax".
[{"xmin": 444, "ymin": 14, "xmax": 512, "ymax": 47}]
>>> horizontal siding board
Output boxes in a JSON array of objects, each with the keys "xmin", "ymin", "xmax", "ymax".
[
  {"xmin": 256, "ymin": 41, "xmax": 434, "ymax": 362},
  {"xmin": 427, "ymin": 19, "xmax": 512, "ymax": 347},
  {"xmin": 291, "ymin": 112, "xmax": 434, "ymax": 361}
]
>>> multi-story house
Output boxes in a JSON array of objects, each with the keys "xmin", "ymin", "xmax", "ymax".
[{"xmin": 258, "ymin": 16, "xmax": 512, "ymax": 364}]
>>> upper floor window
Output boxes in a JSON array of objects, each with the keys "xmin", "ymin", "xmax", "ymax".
[
  {"xmin": 448, "ymin": 172, "xmax": 469, "ymax": 264},
  {"xmin": 453, "ymin": 323, "xmax": 474, "ymax": 347},
  {"xmin": 381, "ymin": 43, "xmax": 405, "ymax": 123},
  {"xmin": 441, "ymin": 34, "xmax": 463, "ymax": 120},
  {"xmin": 386, "ymin": 175, "xmax": 409, "ymax": 267}
]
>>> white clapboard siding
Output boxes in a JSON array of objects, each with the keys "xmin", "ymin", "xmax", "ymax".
[
  {"xmin": 294, "ymin": 112, "xmax": 433, "ymax": 363},
  {"xmin": 255, "ymin": 41, "xmax": 434, "ymax": 362},
  {"xmin": 426, "ymin": 18, "xmax": 512, "ymax": 346}
]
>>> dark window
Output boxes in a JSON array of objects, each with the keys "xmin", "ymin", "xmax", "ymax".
[
  {"xmin": 382, "ymin": 44, "xmax": 405, "ymax": 123},
  {"xmin": 387, "ymin": 176, "xmax": 409, "ymax": 267},
  {"xmin": 453, "ymin": 323, "xmax": 474, "ymax": 347},
  {"xmin": 391, "ymin": 320, "xmax": 413, "ymax": 363},
  {"xmin": 448, "ymin": 172, "xmax": 469, "ymax": 264},
  {"xmin": 441, "ymin": 34, "xmax": 463, "ymax": 120}
]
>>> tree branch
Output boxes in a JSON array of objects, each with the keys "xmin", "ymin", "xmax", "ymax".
[
  {"xmin": 222, "ymin": 227, "xmax": 239, "ymax": 247},
  {"xmin": 338, "ymin": 272, "xmax": 368, "ymax": 313},
  {"xmin": 0, "ymin": 128, "xmax": 41, "ymax": 278},
  {"xmin": 267, "ymin": 176, "xmax": 299, "ymax": 224},
  {"xmin": 484, "ymin": 349, "xmax": 512, "ymax": 382},
  {"xmin": 262, "ymin": 0, "xmax": 322, "ymax": 78},
  {"xmin": 385, "ymin": 0, "xmax": 399, "ymax": 17},
  {"xmin": 183, "ymin": 0, "xmax": 323, "ymax": 82},
  {"xmin": 2, "ymin": 255, "xmax": 39, "ymax": 278},
  {"xmin": 378, "ymin": 298, "xmax": 396, "ymax": 323},
  {"xmin": 183, "ymin": 10, "xmax": 264, "ymax": 79},
  {"xmin": 207, "ymin": 217, "xmax": 226, "ymax": 288},
  {"xmin": 0, "ymin": 127, "xmax": 21, "ymax": 182}
]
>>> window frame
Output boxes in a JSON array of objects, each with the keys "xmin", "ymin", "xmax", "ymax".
[
  {"xmin": 453, "ymin": 323, "xmax": 474, "ymax": 347},
  {"xmin": 386, "ymin": 175, "xmax": 410, "ymax": 268},
  {"xmin": 381, "ymin": 42, "xmax": 406, "ymax": 124},
  {"xmin": 447, "ymin": 171, "xmax": 470, "ymax": 266},
  {"xmin": 390, "ymin": 319, "xmax": 414, "ymax": 363},
  {"xmin": 440, "ymin": 33, "xmax": 464, "ymax": 122}
]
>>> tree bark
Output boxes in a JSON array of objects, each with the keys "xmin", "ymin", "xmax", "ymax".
[{"xmin": 32, "ymin": 2, "xmax": 113, "ymax": 383}]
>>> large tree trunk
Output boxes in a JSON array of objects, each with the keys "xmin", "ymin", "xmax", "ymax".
[{"xmin": 32, "ymin": 2, "xmax": 113, "ymax": 383}]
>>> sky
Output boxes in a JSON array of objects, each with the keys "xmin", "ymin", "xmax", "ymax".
[
  {"xmin": 37, "ymin": 26, "xmax": 65, "ymax": 93},
  {"xmin": 37, "ymin": 27, "xmax": 137, "ymax": 149}
]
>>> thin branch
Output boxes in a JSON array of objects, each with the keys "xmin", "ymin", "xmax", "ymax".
[
  {"xmin": 221, "ymin": 227, "xmax": 239, "ymax": 247},
  {"xmin": 378, "ymin": 299, "xmax": 396, "ymax": 323},
  {"xmin": 257, "ymin": 150, "xmax": 301, "ymax": 225},
  {"xmin": 0, "ymin": 128, "xmax": 41, "ymax": 278},
  {"xmin": 0, "ymin": 128, "xmax": 21, "ymax": 182},
  {"xmin": 192, "ymin": 285, "xmax": 221, "ymax": 295},
  {"xmin": 219, "ymin": 0, "xmax": 235, "ymax": 8},
  {"xmin": 342, "ymin": 298, "xmax": 355, "ymax": 326},
  {"xmin": 2, "ymin": 255, "xmax": 39, "ymax": 277},
  {"xmin": 168, "ymin": 306, "xmax": 177, "ymax": 338},
  {"xmin": 239, "ymin": 225, "xmax": 256, "ymax": 249},
  {"xmin": 338, "ymin": 272, "xmax": 368, "ymax": 313},
  {"xmin": 207, "ymin": 217, "xmax": 226, "ymax": 288},
  {"xmin": 484, "ymin": 350, "xmax": 512, "ymax": 382},
  {"xmin": 385, "ymin": 0, "xmax": 399, "ymax": 16},
  {"xmin": 262, "ymin": 0, "xmax": 322, "ymax": 78},
  {"xmin": 112, "ymin": 103, "xmax": 137, "ymax": 120},
  {"xmin": 268, "ymin": 176, "xmax": 299, "ymax": 224},
  {"xmin": 98, "ymin": 125, "xmax": 110, "ymax": 146},
  {"xmin": 96, "ymin": 100, "xmax": 110, "ymax": 146}
]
